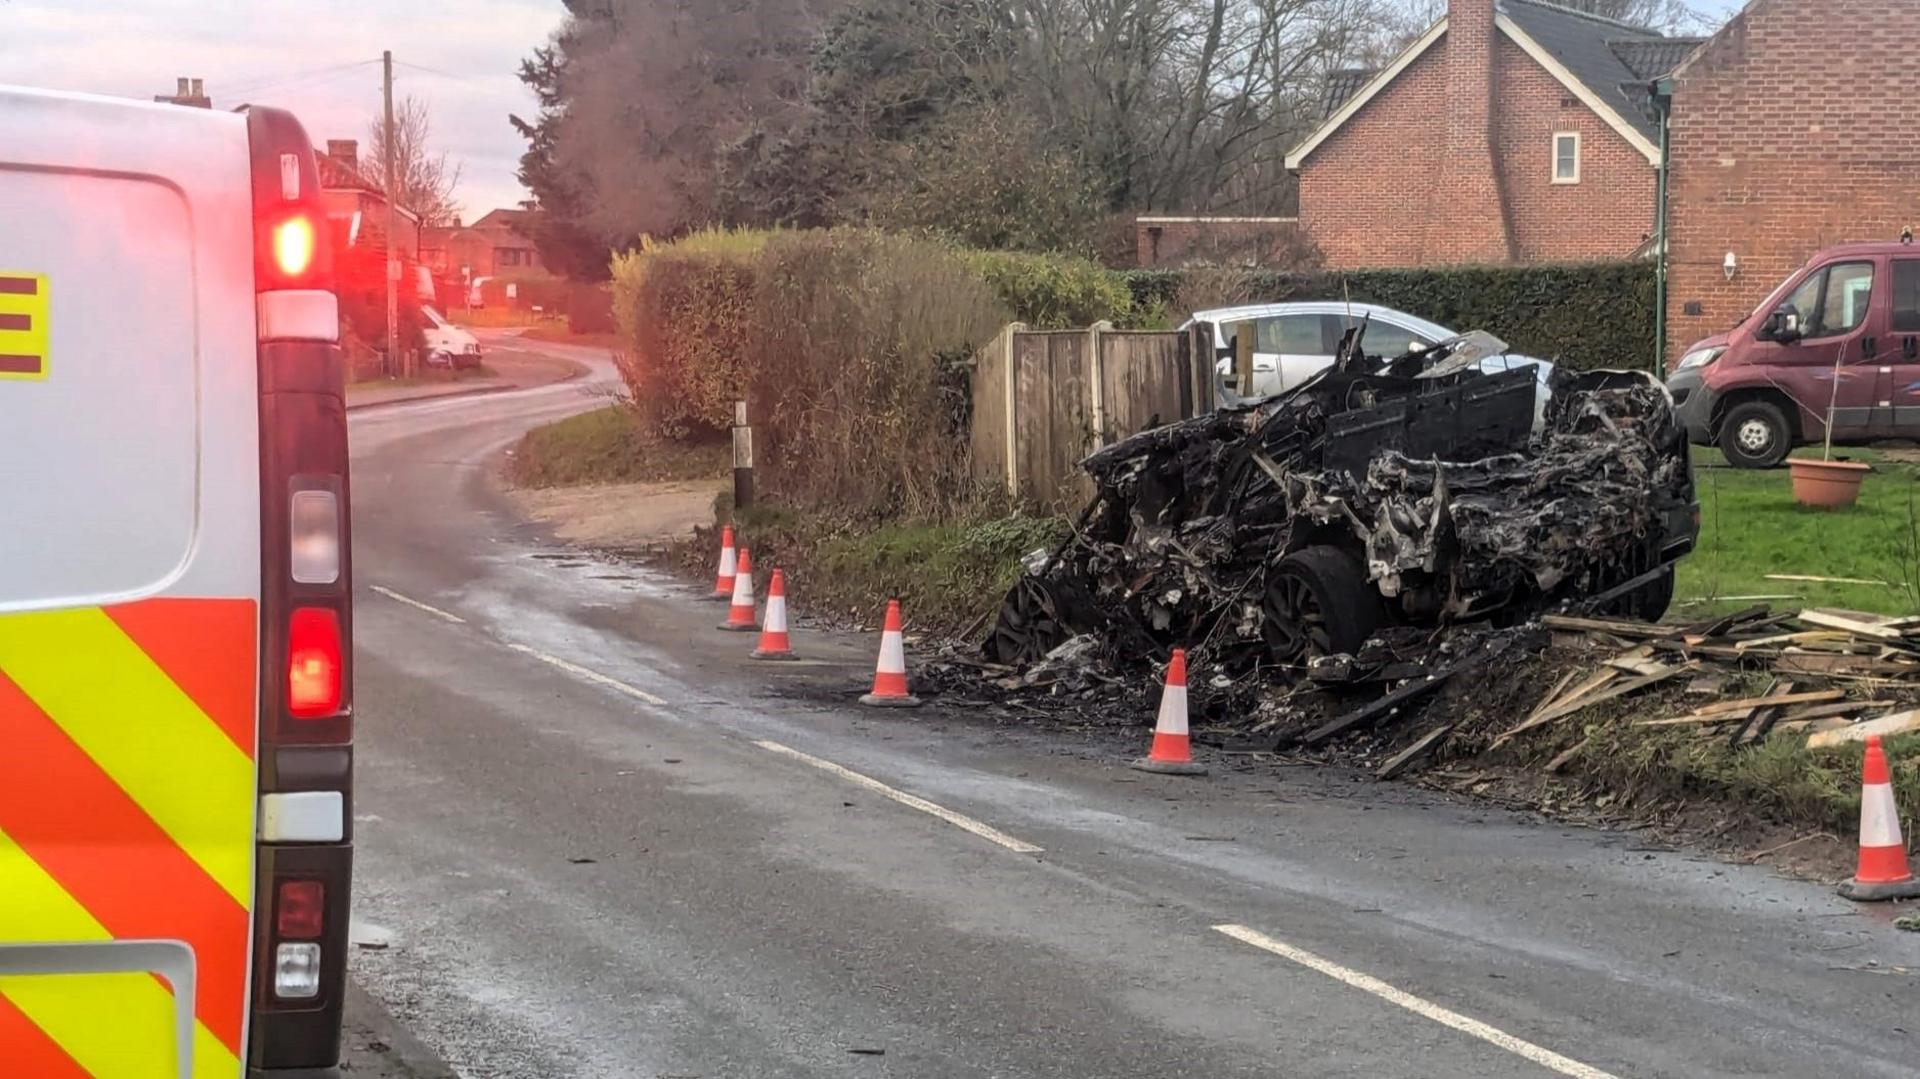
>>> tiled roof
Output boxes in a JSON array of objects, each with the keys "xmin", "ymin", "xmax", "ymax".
[
  {"xmin": 1500, "ymin": 0, "xmax": 1702, "ymax": 139},
  {"xmin": 1321, "ymin": 68, "xmax": 1376, "ymax": 119},
  {"xmin": 315, "ymin": 150, "xmax": 377, "ymax": 193}
]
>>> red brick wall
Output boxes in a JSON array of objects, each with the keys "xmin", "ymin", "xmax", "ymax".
[
  {"xmin": 1492, "ymin": 36, "xmax": 1656, "ymax": 263},
  {"xmin": 1425, "ymin": 0, "xmax": 1512, "ymax": 263},
  {"xmin": 1299, "ymin": 26, "xmax": 1654, "ymax": 268},
  {"xmin": 1298, "ymin": 44, "xmax": 1450, "ymax": 268},
  {"xmin": 1666, "ymin": 0, "xmax": 1920, "ymax": 357}
]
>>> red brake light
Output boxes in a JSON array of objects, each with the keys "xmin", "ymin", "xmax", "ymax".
[
  {"xmin": 272, "ymin": 215, "xmax": 316, "ymax": 278},
  {"xmin": 287, "ymin": 607, "xmax": 343, "ymax": 718},
  {"xmin": 276, "ymin": 880, "xmax": 326, "ymax": 940}
]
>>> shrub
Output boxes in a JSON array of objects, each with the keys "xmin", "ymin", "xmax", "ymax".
[
  {"xmin": 963, "ymin": 249, "xmax": 1133, "ymax": 329},
  {"xmin": 609, "ymin": 239, "xmax": 761, "ymax": 437},
  {"xmin": 753, "ymin": 229, "xmax": 1010, "ymax": 516}
]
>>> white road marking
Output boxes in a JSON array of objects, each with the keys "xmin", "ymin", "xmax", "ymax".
[
  {"xmin": 370, "ymin": 585, "xmax": 467, "ymax": 624},
  {"xmin": 506, "ymin": 644, "xmax": 670, "ymax": 707},
  {"xmin": 753, "ymin": 739, "xmax": 1043, "ymax": 854},
  {"xmin": 1212, "ymin": 924, "xmax": 1617, "ymax": 1079}
]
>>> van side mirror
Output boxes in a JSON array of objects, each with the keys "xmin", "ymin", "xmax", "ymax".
[{"xmin": 1762, "ymin": 307, "xmax": 1802, "ymax": 343}]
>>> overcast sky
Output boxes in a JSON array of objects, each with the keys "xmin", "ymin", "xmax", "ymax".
[
  {"xmin": 1, "ymin": 0, "xmax": 566, "ymax": 220},
  {"xmin": 3, "ymin": 0, "xmax": 1747, "ymax": 220}
]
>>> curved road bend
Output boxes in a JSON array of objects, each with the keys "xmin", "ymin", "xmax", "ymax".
[{"xmin": 346, "ymin": 330, "xmax": 1920, "ymax": 1079}]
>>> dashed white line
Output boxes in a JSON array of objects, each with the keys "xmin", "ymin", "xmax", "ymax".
[
  {"xmin": 506, "ymin": 643, "xmax": 669, "ymax": 707},
  {"xmin": 369, "ymin": 585, "xmax": 467, "ymax": 624},
  {"xmin": 1212, "ymin": 924, "xmax": 1617, "ymax": 1079},
  {"xmin": 753, "ymin": 739, "xmax": 1043, "ymax": 854}
]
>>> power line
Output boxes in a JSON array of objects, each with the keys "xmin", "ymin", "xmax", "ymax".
[
  {"xmin": 392, "ymin": 60, "xmax": 482, "ymax": 85},
  {"xmin": 220, "ymin": 59, "xmax": 381, "ymax": 102}
]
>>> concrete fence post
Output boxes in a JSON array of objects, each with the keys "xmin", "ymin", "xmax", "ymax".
[
  {"xmin": 732, "ymin": 399, "xmax": 754, "ymax": 510},
  {"xmin": 1087, "ymin": 320, "xmax": 1113, "ymax": 452},
  {"xmin": 1003, "ymin": 322, "xmax": 1024, "ymax": 497}
]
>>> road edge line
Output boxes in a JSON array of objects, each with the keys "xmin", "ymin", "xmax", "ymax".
[
  {"xmin": 369, "ymin": 586, "xmax": 467, "ymax": 624},
  {"xmin": 1211, "ymin": 924, "xmax": 1617, "ymax": 1079},
  {"xmin": 505, "ymin": 644, "xmax": 669, "ymax": 706},
  {"xmin": 753, "ymin": 739, "xmax": 1043, "ymax": 855}
]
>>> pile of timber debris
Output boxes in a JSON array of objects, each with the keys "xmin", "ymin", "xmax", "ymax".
[{"xmin": 931, "ymin": 604, "xmax": 1920, "ymax": 784}]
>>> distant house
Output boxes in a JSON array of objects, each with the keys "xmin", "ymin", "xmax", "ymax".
[
  {"xmin": 315, "ymin": 139, "xmax": 420, "ymax": 260},
  {"xmin": 1284, "ymin": 0, "xmax": 1702, "ymax": 269},
  {"xmin": 420, "ymin": 208, "xmax": 547, "ymax": 282},
  {"xmin": 1659, "ymin": 0, "xmax": 1920, "ymax": 357}
]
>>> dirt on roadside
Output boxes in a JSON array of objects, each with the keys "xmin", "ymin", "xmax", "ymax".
[{"xmin": 508, "ymin": 478, "xmax": 725, "ymax": 549}]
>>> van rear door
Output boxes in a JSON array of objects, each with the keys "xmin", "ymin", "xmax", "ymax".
[{"xmin": 0, "ymin": 87, "xmax": 264, "ymax": 1077}]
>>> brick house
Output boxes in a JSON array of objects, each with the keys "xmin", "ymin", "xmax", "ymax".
[
  {"xmin": 419, "ymin": 208, "xmax": 546, "ymax": 281},
  {"xmin": 1285, "ymin": 0, "xmax": 1700, "ymax": 268},
  {"xmin": 315, "ymin": 139, "xmax": 420, "ymax": 259},
  {"xmin": 1661, "ymin": 0, "xmax": 1920, "ymax": 357}
]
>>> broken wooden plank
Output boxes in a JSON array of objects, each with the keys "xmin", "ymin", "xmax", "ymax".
[
  {"xmin": 1376, "ymin": 725, "xmax": 1454, "ymax": 780},
  {"xmin": 1544, "ymin": 737, "xmax": 1590, "ymax": 773},
  {"xmin": 1807, "ymin": 709, "xmax": 1920, "ymax": 749},
  {"xmin": 1637, "ymin": 713, "xmax": 1745, "ymax": 727},
  {"xmin": 1774, "ymin": 700, "xmax": 1890, "ymax": 723},
  {"xmin": 1528, "ymin": 667, "xmax": 1582, "ymax": 718},
  {"xmin": 1772, "ymin": 717, "xmax": 1855, "ymax": 736},
  {"xmin": 1766, "ymin": 573, "xmax": 1895, "ymax": 587},
  {"xmin": 1773, "ymin": 653, "xmax": 1919, "ymax": 678},
  {"xmin": 1681, "ymin": 605, "xmax": 1771, "ymax": 640},
  {"xmin": 1495, "ymin": 663, "xmax": 1693, "ymax": 744},
  {"xmin": 1684, "ymin": 688, "xmax": 1845, "ymax": 717},
  {"xmin": 1735, "ymin": 630, "xmax": 1849, "ymax": 653},
  {"xmin": 1800, "ymin": 609, "xmax": 1907, "ymax": 641},
  {"xmin": 1733, "ymin": 680, "xmax": 1798, "ymax": 747},
  {"xmin": 1648, "ymin": 639, "xmax": 1751, "ymax": 661},
  {"xmin": 1541, "ymin": 615, "xmax": 1683, "ymax": 639},
  {"xmin": 1300, "ymin": 654, "xmax": 1485, "ymax": 747}
]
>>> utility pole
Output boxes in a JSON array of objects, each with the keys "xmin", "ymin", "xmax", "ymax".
[{"xmin": 382, "ymin": 50, "xmax": 401, "ymax": 377}]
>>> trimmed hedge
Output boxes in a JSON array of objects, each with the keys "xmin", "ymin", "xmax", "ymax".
[{"xmin": 1120, "ymin": 262, "xmax": 1657, "ymax": 371}]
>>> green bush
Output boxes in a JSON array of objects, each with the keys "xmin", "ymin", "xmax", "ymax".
[
  {"xmin": 963, "ymin": 250, "xmax": 1133, "ymax": 329},
  {"xmin": 609, "ymin": 240, "xmax": 760, "ymax": 437},
  {"xmin": 753, "ymin": 229, "xmax": 1010, "ymax": 516}
]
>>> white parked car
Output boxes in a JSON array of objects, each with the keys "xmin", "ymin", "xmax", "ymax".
[
  {"xmin": 421, "ymin": 304, "xmax": 483, "ymax": 370},
  {"xmin": 1185, "ymin": 301, "xmax": 1555, "ymax": 425}
]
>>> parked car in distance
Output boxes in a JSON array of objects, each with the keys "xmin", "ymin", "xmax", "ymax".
[
  {"xmin": 422, "ymin": 304, "xmax": 483, "ymax": 370},
  {"xmin": 1666, "ymin": 238, "xmax": 1920, "ymax": 468},
  {"xmin": 1187, "ymin": 301, "xmax": 1556, "ymax": 425}
]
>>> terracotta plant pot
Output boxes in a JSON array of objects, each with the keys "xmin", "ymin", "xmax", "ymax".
[{"xmin": 1788, "ymin": 458, "xmax": 1870, "ymax": 509}]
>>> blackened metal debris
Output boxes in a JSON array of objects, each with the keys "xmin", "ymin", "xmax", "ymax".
[{"xmin": 986, "ymin": 332, "xmax": 1699, "ymax": 684}]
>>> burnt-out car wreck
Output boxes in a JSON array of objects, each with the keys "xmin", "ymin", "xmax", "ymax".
[{"xmin": 986, "ymin": 329, "xmax": 1699, "ymax": 677}]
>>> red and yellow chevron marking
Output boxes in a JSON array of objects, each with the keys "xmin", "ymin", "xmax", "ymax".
[{"xmin": 0, "ymin": 599, "xmax": 257, "ymax": 1078}]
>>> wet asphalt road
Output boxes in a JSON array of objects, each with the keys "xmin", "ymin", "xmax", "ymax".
[{"xmin": 344, "ymin": 331, "xmax": 1920, "ymax": 1079}]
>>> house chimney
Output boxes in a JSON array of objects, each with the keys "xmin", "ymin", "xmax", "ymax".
[
  {"xmin": 327, "ymin": 139, "xmax": 359, "ymax": 175},
  {"xmin": 1423, "ymin": 0, "xmax": 1515, "ymax": 263},
  {"xmin": 177, "ymin": 77, "xmax": 191, "ymax": 97},
  {"xmin": 189, "ymin": 78, "xmax": 204, "ymax": 98}
]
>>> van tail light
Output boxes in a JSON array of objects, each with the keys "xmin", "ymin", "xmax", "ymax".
[
  {"xmin": 289, "ymin": 489, "xmax": 341, "ymax": 584},
  {"xmin": 276, "ymin": 881, "xmax": 325, "ymax": 939},
  {"xmin": 287, "ymin": 607, "xmax": 343, "ymax": 718},
  {"xmin": 272, "ymin": 214, "xmax": 317, "ymax": 278}
]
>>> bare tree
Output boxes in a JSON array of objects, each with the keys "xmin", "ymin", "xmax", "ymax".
[{"xmin": 367, "ymin": 96, "xmax": 462, "ymax": 228}]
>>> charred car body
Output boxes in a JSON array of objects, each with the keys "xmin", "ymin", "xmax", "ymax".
[{"xmin": 987, "ymin": 329, "xmax": 1698, "ymax": 673}]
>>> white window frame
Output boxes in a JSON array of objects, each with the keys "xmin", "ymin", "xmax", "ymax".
[{"xmin": 1552, "ymin": 132, "xmax": 1582, "ymax": 184}]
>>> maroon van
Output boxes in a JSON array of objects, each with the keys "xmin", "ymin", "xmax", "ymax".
[{"xmin": 1666, "ymin": 238, "xmax": 1920, "ymax": 468}]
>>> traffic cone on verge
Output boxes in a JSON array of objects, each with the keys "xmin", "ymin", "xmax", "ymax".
[
  {"xmin": 709, "ymin": 526, "xmax": 737, "ymax": 601},
  {"xmin": 719, "ymin": 548, "xmax": 757, "ymax": 631},
  {"xmin": 1131, "ymin": 649, "xmax": 1206, "ymax": 776},
  {"xmin": 752, "ymin": 569, "xmax": 797, "ymax": 660},
  {"xmin": 1839, "ymin": 735, "xmax": 1920, "ymax": 901},
  {"xmin": 859, "ymin": 600, "xmax": 921, "ymax": 708}
]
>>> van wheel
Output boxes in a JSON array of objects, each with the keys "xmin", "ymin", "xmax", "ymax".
[
  {"xmin": 1717, "ymin": 399, "xmax": 1791, "ymax": 469},
  {"xmin": 1266, "ymin": 546, "xmax": 1382, "ymax": 663}
]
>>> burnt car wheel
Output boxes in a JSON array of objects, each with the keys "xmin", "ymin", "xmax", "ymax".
[
  {"xmin": 1717, "ymin": 399, "xmax": 1791, "ymax": 469},
  {"xmin": 1624, "ymin": 565, "xmax": 1676, "ymax": 622},
  {"xmin": 1267, "ymin": 546, "xmax": 1382, "ymax": 663}
]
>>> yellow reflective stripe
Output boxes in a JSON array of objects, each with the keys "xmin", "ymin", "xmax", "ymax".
[
  {"xmin": 0, "ymin": 827, "xmax": 239, "ymax": 1078},
  {"xmin": 0, "ymin": 607, "xmax": 255, "ymax": 905}
]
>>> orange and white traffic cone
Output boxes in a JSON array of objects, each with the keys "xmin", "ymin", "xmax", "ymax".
[
  {"xmin": 709, "ymin": 525, "xmax": 737, "ymax": 601},
  {"xmin": 1131, "ymin": 649, "xmax": 1206, "ymax": 776},
  {"xmin": 719, "ymin": 547, "xmax": 757, "ymax": 631},
  {"xmin": 1839, "ymin": 735, "xmax": 1920, "ymax": 901},
  {"xmin": 752, "ymin": 569, "xmax": 797, "ymax": 661},
  {"xmin": 859, "ymin": 599, "xmax": 921, "ymax": 708}
]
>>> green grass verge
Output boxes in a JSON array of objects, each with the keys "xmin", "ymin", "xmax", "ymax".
[
  {"xmin": 508, "ymin": 405, "xmax": 729, "ymax": 488},
  {"xmin": 706, "ymin": 501, "xmax": 1067, "ymax": 636},
  {"xmin": 1678, "ymin": 445, "xmax": 1920, "ymax": 618}
]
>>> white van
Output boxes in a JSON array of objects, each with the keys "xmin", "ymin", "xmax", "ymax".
[
  {"xmin": 421, "ymin": 305, "xmax": 482, "ymax": 370},
  {"xmin": 0, "ymin": 87, "xmax": 353, "ymax": 1076}
]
